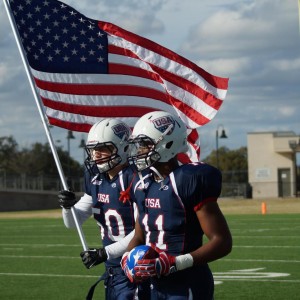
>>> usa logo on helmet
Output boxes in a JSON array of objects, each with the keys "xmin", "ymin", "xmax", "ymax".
[
  {"xmin": 152, "ymin": 116, "xmax": 175, "ymax": 134},
  {"xmin": 112, "ymin": 123, "xmax": 130, "ymax": 139}
]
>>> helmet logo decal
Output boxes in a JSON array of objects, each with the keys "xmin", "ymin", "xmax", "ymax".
[
  {"xmin": 112, "ymin": 124, "xmax": 129, "ymax": 139},
  {"xmin": 152, "ymin": 116, "xmax": 175, "ymax": 134}
]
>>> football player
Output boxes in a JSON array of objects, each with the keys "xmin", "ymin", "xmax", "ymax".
[
  {"xmin": 122, "ymin": 111, "xmax": 232, "ymax": 299},
  {"xmin": 58, "ymin": 119, "xmax": 149, "ymax": 299}
]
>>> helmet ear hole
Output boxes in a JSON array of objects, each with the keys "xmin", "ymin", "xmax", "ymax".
[{"xmin": 165, "ymin": 141, "xmax": 173, "ymax": 149}]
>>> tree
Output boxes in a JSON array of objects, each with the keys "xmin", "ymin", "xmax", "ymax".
[
  {"xmin": 203, "ymin": 146, "xmax": 248, "ymax": 183},
  {"xmin": 0, "ymin": 136, "xmax": 83, "ymax": 177},
  {"xmin": 0, "ymin": 136, "xmax": 19, "ymax": 172}
]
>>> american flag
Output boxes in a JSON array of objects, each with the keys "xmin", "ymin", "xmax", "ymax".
[{"xmin": 8, "ymin": 0, "xmax": 229, "ymax": 162}]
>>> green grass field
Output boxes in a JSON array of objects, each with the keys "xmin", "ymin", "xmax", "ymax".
[{"xmin": 0, "ymin": 211, "xmax": 299, "ymax": 299}]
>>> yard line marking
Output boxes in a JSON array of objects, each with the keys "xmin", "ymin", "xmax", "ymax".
[
  {"xmin": 0, "ymin": 272, "xmax": 99, "ymax": 278},
  {"xmin": 0, "ymin": 243, "xmax": 81, "ymax": 247},
  {"xmin": 215, "ymin": 279, "xmax": 300, "ymax": 283},
  {"xmin": 234, "ymin": 246, "xmax": 300, "ymax": 248},
  {"xmin": 214, "ymin": 268, "xmax": 290, "ymax": 279},
  {"xmin": 212, "ymin": 268, "xmax": 297, "ymax": 284},
  {"xmin": 222, "ymin": 258, "xmax": 300, "ymax": 263},
  {"xmin": 0, "ymin": 255, "xmax": 79, "ymax": 259},
  {"xmin": 2, "ymin": 248, "xmax": 23, "ymax": 251},
  {"xmin": 233, "ymin": 236, "xmax": 300, "ymax": 238}
]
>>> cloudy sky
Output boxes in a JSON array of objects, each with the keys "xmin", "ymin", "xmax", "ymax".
[{"xmin": 0, "ymin": 0, "xmax": 299, "ymax": 164}]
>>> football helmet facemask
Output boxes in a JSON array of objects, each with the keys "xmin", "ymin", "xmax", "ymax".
[
  {"xmin": 85, "ymin": 119, "xmax": 131, "ymax": 174},
  {"xmin": 128, "ymin": 111, "xmax": 188, "ymax": 171}
]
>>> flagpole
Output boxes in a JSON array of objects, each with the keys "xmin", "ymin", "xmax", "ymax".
[
  {"xmin": 3, "ymin": 0, "xmax": 88, "ymax": 251},
  {"xmin": 298, "ymin": 0, "xmax": 300, "ymax": 34}
]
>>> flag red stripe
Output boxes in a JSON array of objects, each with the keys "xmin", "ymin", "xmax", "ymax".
[
  {"xmin": 176, "ymin": 153, "xmax": 193, "ymax": 164},
  {"xmin": 99, "ymin": 21, "xmax": 229, "ymax": 90},
  {"xmin": 109, "ymin": 63, "xmax": 163, "ymax": 83},
  {"xmin": 109, "ymin": 44, "xmax": 140, "ymax": 60},
  {"xmin": 42, "ymin": 97, "xmax": 156, "ymax": 117},
  {"xmin": 187, "ymin": 128, "xmax": 200, "ymax": 144},
  {"xmin": 48, "ymin": 116, "xmax": 92, "ymax": 132},
  {"xmin": 187, "ymin": 129, "xmax": 200, "ymax": 155}
]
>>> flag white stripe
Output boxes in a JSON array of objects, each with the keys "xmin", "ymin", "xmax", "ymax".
[
  {"xmin": 31, "ymin": 67, "xmax": 165, "ymax": 91},
  {"xmin": 46, "ymin": 107, "xmax": 139, "ymax": 127},
  {"xmin": 108, "ymin": 36, "xmax": 228, "ymax": 100},
  {"xmin": 39, "ymin": 90, "xmax": 174, "ymax": 111},
  {"xmin": 109, "ymin": 54, "xmax": 155, "ymax": 73}
]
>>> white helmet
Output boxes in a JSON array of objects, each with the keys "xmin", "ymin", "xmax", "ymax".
[
  {"xmin": 85, "ymin": 119, "xmax": 131, "ymax": 174},
  {"xmin": 128, "ymin": 111, "xmax": 188, "ymax": 171}
]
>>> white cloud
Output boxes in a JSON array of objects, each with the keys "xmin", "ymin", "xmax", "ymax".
[
  {"xmin": 278, "ymin": 107, "xmax": 296, "ymax": 117},
  {"xmin": 268, "ymin": 58, "xmax": 300, "ymax": 71},
  {"xmin": 182, "ymin": 0, "xmax": 298, "ymax": 58},
  {"xmin": 196, "ymin": 57, "xmax": 252, "ymax": 76}
]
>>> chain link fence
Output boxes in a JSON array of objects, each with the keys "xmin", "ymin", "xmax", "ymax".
[
  {"xmin": 0, "ymin": 172, "xmax": 251, "ymax": 198},
  {"xmin": 0, "ymin": 173, "xmax": 84, "ymax": 193}
]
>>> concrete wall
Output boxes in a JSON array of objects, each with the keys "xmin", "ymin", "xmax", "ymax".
[
  {"xmin": 247, "ymin": 132, "xmax": 297, "ymax": 198},
  {"xmin": 0, "ymin": 190, "xmax": 83, "ymax": 212}
]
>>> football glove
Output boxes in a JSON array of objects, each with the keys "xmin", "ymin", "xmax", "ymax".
[
  {"xmin": 135, "ymin": 244, "xmax": 176, "ymax": 278},
  {"xmin": 58, "ymin": 190, "xmax": 77, "ymax": 209},
  {"xmin": 80, "ymin": 248, "xmax": 108, "ymax": 269},
  {"xmin": 121, "ymin": 252, "xmax": 134, "ymax": 283}
]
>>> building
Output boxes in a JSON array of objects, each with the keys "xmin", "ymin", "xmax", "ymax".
[{"xmin": 247, "ymin": 131, "xmax": 299, "ymax": 199}]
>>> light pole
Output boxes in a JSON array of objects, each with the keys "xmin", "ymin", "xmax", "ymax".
[
  {"xmin": 216, "ymin": 125, "xmax": 228, "ymax": 170},
  {"xmin": 79, "ymin": 137, "xmax": 86, "ymax": 163},
  {"xmin": 67, "ymin": 130, "xmax": 75, "ymax": 177}
]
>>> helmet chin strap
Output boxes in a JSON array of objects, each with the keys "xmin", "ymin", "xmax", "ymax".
[{"xmin": 150, "ymin": 166, "xmax": 165, "ymax": 190}]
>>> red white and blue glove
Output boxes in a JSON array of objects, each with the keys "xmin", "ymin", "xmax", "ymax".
[
  {"xmin": 121, "ymin": 252, "xmax": 134, "ymax": 283},
  {"xmin": 134, "ymin": 244, "xmax": 177, "ymax": 278}
]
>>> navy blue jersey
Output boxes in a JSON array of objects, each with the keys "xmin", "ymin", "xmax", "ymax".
[
  {"xmin": 85, "ymin": 166, "xmax": 136, "ymax": 267},
  {"xmin": 132, "ymin": 162, "xmax": 222, "ymax": 256}
]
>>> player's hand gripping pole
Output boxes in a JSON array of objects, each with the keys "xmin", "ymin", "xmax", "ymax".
[{"xmin": 3, "ymin": 0, "xmax": 88, "ymax": 251}]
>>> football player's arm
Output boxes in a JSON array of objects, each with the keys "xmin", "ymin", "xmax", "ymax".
[
  {"xmin": 105, "ymin": 230, "xmax": 135, "ymax": 259},
  {"xmin": 80, "ymin": 204, "xmax": 138, "ymax": 268},
  {"xmin": 134, "ymin": 203, "xmax": 232, "ymax": 278},
  {"xmin": 105, "ymin": 202, "xmax": 139, "ymax": 258},
  {"xmin": 81, "ymin": 229, "xmax": 137, "ymax": 269},
  {"xmin": 62, "ymin": 193, "xmax": 93, "ymax": 228},
  {"xmin": 190, "ymin": 201, "xmax": 232, "ymax": 265},
  {"xmin": 189, "ymin": 165, "xmax": 232, "ymax": 266}
]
